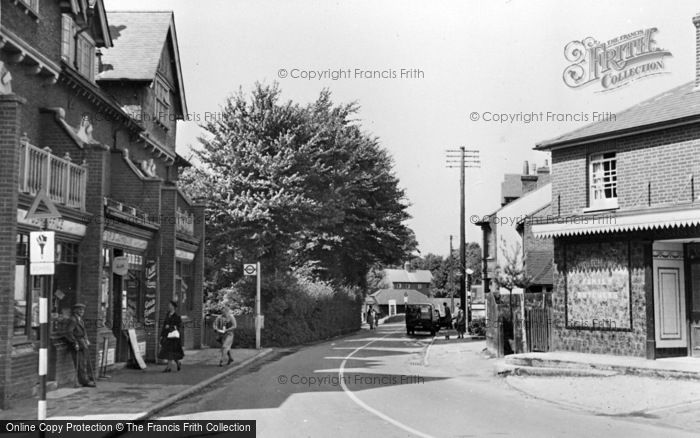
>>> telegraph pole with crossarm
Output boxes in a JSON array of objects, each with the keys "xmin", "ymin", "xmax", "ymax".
[{"xmin": 446, "ymin": 147, "xmax": 480, "ymax": 325}]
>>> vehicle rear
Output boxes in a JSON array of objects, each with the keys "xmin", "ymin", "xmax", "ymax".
[{"xmin": 405, "ymin": 304, "xmax": 438, "ymax": 336}]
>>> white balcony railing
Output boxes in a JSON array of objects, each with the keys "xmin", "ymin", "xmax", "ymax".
[{"xmin": 18, "ymin": 135, "xmax": 87, "ymax": 210}]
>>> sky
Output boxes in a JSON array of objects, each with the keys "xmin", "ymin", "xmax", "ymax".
[{"xmin": 106, "ymin": 0, "xmax": 700, "ymax": 256}]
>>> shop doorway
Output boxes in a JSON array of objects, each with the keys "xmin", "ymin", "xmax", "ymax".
[{"xmin": 687, "ymin": 243, "xmax": 700, "ymax": 357}]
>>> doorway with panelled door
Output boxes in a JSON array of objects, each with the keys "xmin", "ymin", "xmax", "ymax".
[
  {"xmin": 652, "ymin": 242, "xmax": 687, "ymax": 353},
  {"xmin": 686, "ymin": 243, "xmax": 700, "ymax": 357}
]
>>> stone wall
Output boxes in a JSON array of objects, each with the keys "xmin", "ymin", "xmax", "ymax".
[{"xmin": 551, "ymin": 237, "xmax": 648, "ymax": 357}]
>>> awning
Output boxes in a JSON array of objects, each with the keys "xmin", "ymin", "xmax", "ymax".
[{"xmin": 532, "ymin": 207, "xmax": 700, "ymax": 238}]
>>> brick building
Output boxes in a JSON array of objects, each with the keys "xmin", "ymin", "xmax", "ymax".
[
  {"xmin": 382, "ymin": 263, "xmax": 433, "ymax": 294},
  {"xmin": 532, "ymin": 12, "xmax": 700, "ymax": 359},
  {"xmin": 477, "ymin": 161, "xmax": 553, "ymax": 294},
  {"xmin": 0, "ymin": 1, "xmax": 204, "ymax": 407}
]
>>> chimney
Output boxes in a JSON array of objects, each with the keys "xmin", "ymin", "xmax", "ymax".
[
  {"xmin": 695, "ymin": 13, "xmax": 700, "ymax": 89},
  {"xmin": 536, "ymin": 160, "xmax": 551, "ymax": 188},
  {"xmin": 404, "ymin": 262, "xmax": 411, "ymax": 272},
  {"xmin": 521, "ymin": 161, "xmax": 538, "ymax": 194}
]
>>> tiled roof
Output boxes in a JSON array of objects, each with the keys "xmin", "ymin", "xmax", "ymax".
[
  {"xmin": 537, "ymin": 81, "xmax": 700, "ymax": 149},
  {"xmin": 370, "ymin": 289, "xmax": 431, "ymax": 305},
  {"xmin": 383, "ymin": 269, "xmax": 433, "ymax": 285},
  {"xmin": 99, "ymin": 11, "xmax": 173, "ymax": 81}
]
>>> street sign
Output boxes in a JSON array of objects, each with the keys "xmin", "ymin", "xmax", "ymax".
[
  {"xmin": 243, "ymin": 263, "xmax": 257, "ymax": 276},
  {"xmin": 30, "ymin": 231, "xmax": 55, "ymax": 275},
  {"xmin": 30, "ymin": 231, "xmax": 55, "ymax": 264},
  {"xmin": 30, "ymin": 263, "xmax": 55, "ymax": 276},
  {"xmin": 25, "ymin": 189, "xmax": 61, "ymax": 220},
  {"xmin": 113, "ymin": 256, "xmax": 129, "ymax": 276}
]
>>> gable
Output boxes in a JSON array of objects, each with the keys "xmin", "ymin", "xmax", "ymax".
[{"xmin": 98, "ymin": 11, "xmax": 187, "ymax": 117}]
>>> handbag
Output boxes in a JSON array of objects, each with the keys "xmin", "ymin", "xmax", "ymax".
[{"xmin": 167, "ymin": 328, "xmax": 180, "ymax": 339}]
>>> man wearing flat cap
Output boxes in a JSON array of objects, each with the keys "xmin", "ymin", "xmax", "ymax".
[{"xmin": 64, "ymin": 303, "xmax": 96, "ymax": 387}]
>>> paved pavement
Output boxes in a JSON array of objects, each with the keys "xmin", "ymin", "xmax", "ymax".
[
  {"xmin": 0, "ymin": 347, "xmax": 267, "ymax": 420},
  {"xmin": 155, "ymin": 322, "xmax": 694, "ymax": 437}
]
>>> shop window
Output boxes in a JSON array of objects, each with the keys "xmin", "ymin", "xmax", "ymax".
[
  {"xmin": 14, "ymin": 234, "xmax": 41, "ymax": 339},
  {"xmin": 589, "ymin": 152, "xmax": 618, "ymax": 209},
  {"xmin": 125, "ymin": 251, "xmax": 144, "ymax": 323},
  {"xmin": 102, "ymin": 248, "xmax": 111, "ymax": 326},
  {"xmin": 53, "ymin": 241, "xmax": 79, "ymax": 319},
  {"xmin": 175, "ymin": 261, "xmax": 193, "ymax": 311}
]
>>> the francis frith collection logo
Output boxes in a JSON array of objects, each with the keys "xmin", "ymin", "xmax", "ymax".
[{"xmin": 563, "ymin": 28, "xmax": 672, "ymax": 92}]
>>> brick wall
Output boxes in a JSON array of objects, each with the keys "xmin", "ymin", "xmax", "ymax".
[
  {"xmin": 550, "ymin": 237, "xmax": 648, "ymax": 357},
  {"xmin": 79, "ymin": 145, "xmax": 111, "ymax": 366},
  {"xmin": 0, "ymin": 94, "xmax": 25, "ymax": 408},
  {"xmin": 1, "ymin": 0, "xmax": 62, "ymax": 62},
  {"xmin": 551, "ymin": 125, "xmax": 700, "ymax": 217},
  {"xmin": 191, "ymin": 204, "xmax": 206, "ymax": 349}
]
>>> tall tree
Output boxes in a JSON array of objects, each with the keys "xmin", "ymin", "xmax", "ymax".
[{"xmin": 180, "ymin": 83, "xmax": 415, "ymax": 291}]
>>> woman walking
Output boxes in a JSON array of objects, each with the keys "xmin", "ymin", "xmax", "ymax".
[
  {"xmin": 214, "ymin": 307, "xmax": 237, "ymax": 366},
  {"xmin": 159, "ymin": 300, "xmax": 184, "ymax": 372},
  {"xmin": 367, "ymin": 307, "xmax": 375, "ymax": 330}
]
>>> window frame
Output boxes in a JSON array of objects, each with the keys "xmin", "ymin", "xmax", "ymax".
[
  {"xmin": 175, "ymin": 260, "xmax": 193, "ymax": 311},
  {"xmin": 588, "ymin": 152, "xmax": 619, "ymax": 210},
  {"xmin": 75, "ymin": 32, "xmax": 96, "ymax": 82},
  {"xmin": 154, "ymin": 76, "xmax": 170, "ymax": 128}
]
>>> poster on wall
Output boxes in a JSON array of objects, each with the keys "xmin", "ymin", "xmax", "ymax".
[
  {"xmin": 143, "ymin": 260, "xmax": 157, "ymax": 327},
  {"xmin": 566, "ymin": 242, "xmax": 631, "ymax": 330}
]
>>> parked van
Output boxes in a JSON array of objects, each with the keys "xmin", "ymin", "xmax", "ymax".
[{"xmin": 405, "ymin": 304, "xmax": 440, "ymax": 336}]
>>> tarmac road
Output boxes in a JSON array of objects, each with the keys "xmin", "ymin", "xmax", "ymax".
[{"xmin": 155, "ymin": 322, "xmax": 695, "ymax": 438}]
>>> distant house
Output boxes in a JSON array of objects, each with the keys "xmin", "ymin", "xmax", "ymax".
[
  {"xmin": 382, "ymin": 262, "xmax": 433, "ymax": 294},
  {"xmin": 371, "ymin": 289, "xmax": 430, "ymax": 316},
  {"xmin": 476, "ymin": 162, "xmax": 553, "ymax": 294}
]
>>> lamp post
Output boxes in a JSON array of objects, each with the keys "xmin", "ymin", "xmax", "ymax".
[{"xmin": 466, "ymin": 268, "xmax": 474, "ymax": 326}]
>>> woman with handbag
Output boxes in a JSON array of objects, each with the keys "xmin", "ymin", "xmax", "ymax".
[
  {"xmin": 213, "ymin": 307, "xmax": 237, "ymax": 366},
  {"xmin": 159, "ymin": 300, "xmax": 184, "ymax": 372}
]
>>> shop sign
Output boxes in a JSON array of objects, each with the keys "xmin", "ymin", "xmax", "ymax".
[
  {"xmin": 103, "ymin": 230, "xmax": 148, "ymax": 250},
  {"xmin": 175, "ymin": 249, "xmax": 195, "ymax": 261},
  {"xmin": 18, "ymin": 209, "xmax": 87, "ymax": 236},
  {"xmin": 144, "ymin": 260, "xmax": 157, "ymax": 325},
  {"xmin": 113, "ymin": 256, "xmax": 129, "ymax": 276}
]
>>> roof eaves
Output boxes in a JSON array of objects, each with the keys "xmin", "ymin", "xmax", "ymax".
[{"xmin": 166, "ymin": 12, "xmax": 188, "ymax": 117}]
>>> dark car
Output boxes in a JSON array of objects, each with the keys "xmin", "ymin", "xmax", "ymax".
[{"xmin": 405, "ymin": 304, "xmax": 440, "ymax": 336}]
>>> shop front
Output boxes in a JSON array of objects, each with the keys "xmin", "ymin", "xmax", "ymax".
[
  {"xmin": 14, "ymin": 208, "xmax": 88, "ymax": 390},
  {"xmin": 534, "ymin": 208, "xmax": 700, "ymax": 360},
  {"xmin": 101, "ymin": 228, "xmax": 154, "ymax": 366}
]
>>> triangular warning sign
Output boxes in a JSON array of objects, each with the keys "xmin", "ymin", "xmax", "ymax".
[{"xmin": 25, "ymin": 189, "xmax": 62, "ymax": 220}]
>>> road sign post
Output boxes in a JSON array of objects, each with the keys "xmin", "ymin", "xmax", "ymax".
[
  {"xmin": 26, "ymin": 190, "xmax": 61, "ymax": 421},
  {"xmin": 244, "ymin": 263, "xmax": 262, "ymax": 349}
]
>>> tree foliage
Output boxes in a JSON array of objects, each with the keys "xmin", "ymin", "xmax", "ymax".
[{"xmin": 180, "ymin": 83, "xmax": 416, "ymax": 291}]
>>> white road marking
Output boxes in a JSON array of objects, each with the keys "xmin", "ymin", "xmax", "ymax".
[{"xmin": 338, "ymin": 330, "xmax": 436, "ymax": 438}]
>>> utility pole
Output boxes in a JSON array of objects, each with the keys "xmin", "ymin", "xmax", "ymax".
[
  {"xmin": 449, "ymin": 235, "xmax": 454, "ymax": 312},
  {"xmin": 446, "ymin": 147, "xmax": 480, "ymax": 319}
]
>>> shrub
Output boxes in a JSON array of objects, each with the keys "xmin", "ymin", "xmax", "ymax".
[
  {"xmin": 468, "ymin": 317, "xmax": 486, "ymax": 337},
  {"xmin": 211, "ymin": 272, "xmax": 362, "ymax": 348}
]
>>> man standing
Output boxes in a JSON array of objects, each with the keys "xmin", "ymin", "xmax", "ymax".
[
  {"xmin": 64, "ymin": 303, "xmax": 96, "ymax": 387},
  {"xmin": 443, "ymin": 302, "xmax": 453, "ymax": 340},
  {"xmin": 214, "ymin": 307, "xmax": 237, "ymax": 366}
]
